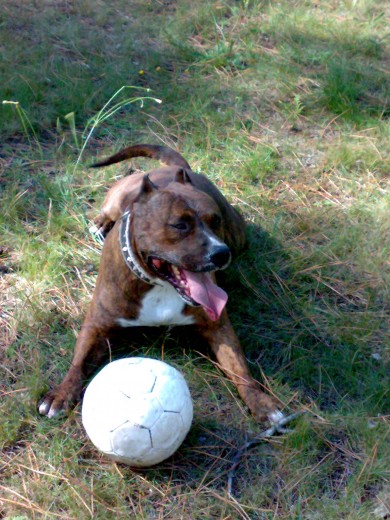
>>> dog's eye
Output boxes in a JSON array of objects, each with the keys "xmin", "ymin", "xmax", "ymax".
[
  {"xmin": 171, "ymin": 221, "xmax": 191, "ymax": 232},
  {"xmin": 210, "ymin": 214, "xmax": 222, "ymax": 230}
]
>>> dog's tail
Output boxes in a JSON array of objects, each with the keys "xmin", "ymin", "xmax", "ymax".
[{"xmin": 90, "ymin": 144, "xmax": 191, "ymax": 170}]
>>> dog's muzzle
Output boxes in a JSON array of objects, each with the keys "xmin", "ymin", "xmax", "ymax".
[{"xmin": 208, "ymin": 244, "xmax": 231, "ymax": 270}]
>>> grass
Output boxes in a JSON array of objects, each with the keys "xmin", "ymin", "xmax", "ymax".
[{"xmin": 1, "ymin": 0, "xmax": 389, "ymax": 518}]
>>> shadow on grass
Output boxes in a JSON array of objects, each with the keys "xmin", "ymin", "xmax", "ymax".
[{"xmin": 221, "ymin": 223, "xmax": 389, "ymax": 416}]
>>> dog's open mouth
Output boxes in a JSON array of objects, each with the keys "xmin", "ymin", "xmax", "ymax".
[{"xmin": 149, "ymin": 258, "xmax": 227, "ymax": 321}]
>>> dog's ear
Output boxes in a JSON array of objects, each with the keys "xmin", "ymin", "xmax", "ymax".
[
  {"xmin": 142, "ymin": 174, "xmax": 158, "ymax": 193},
  {"xmin": 175, "ymin": 168, "xmax": 192, "ymax": 185},
  {"xmin": 136, "ymin": 175, "xmax": 158, "ymax": 201}
]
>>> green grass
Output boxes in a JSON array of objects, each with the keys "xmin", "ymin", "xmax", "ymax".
[{"xmin": 1, "ymin": 0, "xmax": 389, "ymax": 518}]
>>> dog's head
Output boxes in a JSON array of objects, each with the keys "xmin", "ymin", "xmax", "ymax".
[{"xmin": 130, "ymin": 170, "xmax": 231, "ymax": 320}]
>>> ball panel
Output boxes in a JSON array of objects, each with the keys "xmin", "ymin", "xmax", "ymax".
[
  {"xmin": 85, "ymin": 358, "xmax": 156, "ymax": 397},
  {"xmin": 179, "ymin": 398, "xmax": 193, "ymax": 430},
  {"xmin": 124, "ymin": 395, "xmax": 164, "ymax": 429},
  {"xmin": 109, "ymin": 448, "xmax": 174, "ymax": 467},
  {"xmin": 135, "ymin": 448, "xmax": 174, "ymax": 467},
  {"xmin": 150, "ymin": 412, "xmax": 186, "ymax": 452},
  {"xmin": 111, "ymin": 422, "xmax": 152, "ymax": 460},
  {"xmin": 82, "ymin": 385, "xmax": 133, "ymax": 453},
  {"xmin": 153, "ymin": 373, "xmax": 192, "ymax": 412},
  {"xmin": 114, "ymin": 364, "xmax": 156, "ymax": 397}
]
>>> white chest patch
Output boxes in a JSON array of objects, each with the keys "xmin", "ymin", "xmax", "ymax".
[{"xmin": 117, "ymin": 283, "xmax": 195, "ymax": 328}]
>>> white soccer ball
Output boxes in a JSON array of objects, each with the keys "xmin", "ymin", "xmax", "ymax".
[{"xmin": 82, "ymin": 357, "xmax": 193, "ymax": 467}]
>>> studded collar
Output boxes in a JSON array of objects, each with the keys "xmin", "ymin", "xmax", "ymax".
[{"xmin": 119, "ymin": 210, "xmax": 162, "ymax": 286}]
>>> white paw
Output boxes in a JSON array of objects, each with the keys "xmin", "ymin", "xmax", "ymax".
[
  {"xmin": 267, "ymin": 409, "xmax": 303, "ymax": 434},
  {"xmin": 89, "ymin": 224, "xmax": 99, "ymax": 234},
  {"xmin": 38, "ymin": 399, "xmax": 64, "ymax": 419},
  {"xmin": 89, "ymin": 225, "xmax": 105, "ymax": 245},
  {"xmin": 268, "ymin": 409, "xmax": 285, "ymax": 425}
]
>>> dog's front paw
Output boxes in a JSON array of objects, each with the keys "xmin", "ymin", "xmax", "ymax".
[
  {"xmin": 89, "ymin": 224, "xmax": 106, "ymax": 245},
  {"xmin": 92, "ymin": 214, "xmax": 115, "ymax": 240},
  {"xmin": 245, "ymin": 389, "xmax": 284, "ymax": 424},
  {"xmin": 38, "ymin": 387, "xmax": 78, "ymax": 419},
  {"xmin": 267, "ymin": 409, "xmax": 290, "ymax": 432},
  {"xmin": 268, "ymin": 409, "xmax": 285, "ymax": 424}
]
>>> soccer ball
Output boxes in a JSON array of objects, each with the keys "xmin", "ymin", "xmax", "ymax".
[{"xmin": 82, "ymin": 357, "xmax": 193, "ymax": 467}]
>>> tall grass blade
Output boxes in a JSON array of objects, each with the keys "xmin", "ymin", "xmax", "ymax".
[
  {"xmin": 2, "ymin": 100, "xmax": 42, "ymax": 156},
  {"xmin": 75, "ymin": 86, "xmax": 162, "ymax": 170}
]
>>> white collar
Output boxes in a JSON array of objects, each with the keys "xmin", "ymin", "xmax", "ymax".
[{"xmin": 119, "ymin": 210, "xmax": 163, "ymax": 286}]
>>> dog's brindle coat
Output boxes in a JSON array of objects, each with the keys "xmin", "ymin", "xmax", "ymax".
[{"xmin": 39, "ymin": 145, "xmax": 282, "ymax": 423}]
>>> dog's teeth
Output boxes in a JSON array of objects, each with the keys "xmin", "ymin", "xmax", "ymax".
[{"xmin": 172, "ymin": 266, "xmax": 180, "ymax": 278}]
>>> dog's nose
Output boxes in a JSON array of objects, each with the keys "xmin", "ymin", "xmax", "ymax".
[{"xmin": 209, "ymin": 245, "xmax": 231, "ymax": 268}]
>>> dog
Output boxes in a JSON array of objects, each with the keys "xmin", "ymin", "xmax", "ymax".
[{"xmin": 38, "ymin": 144, "xmax": 282, "ymax": 424}]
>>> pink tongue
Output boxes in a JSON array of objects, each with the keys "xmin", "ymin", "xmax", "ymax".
[{"xmin": 183, "ymin": 270, "xmax": 228, "ymax": 321}]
